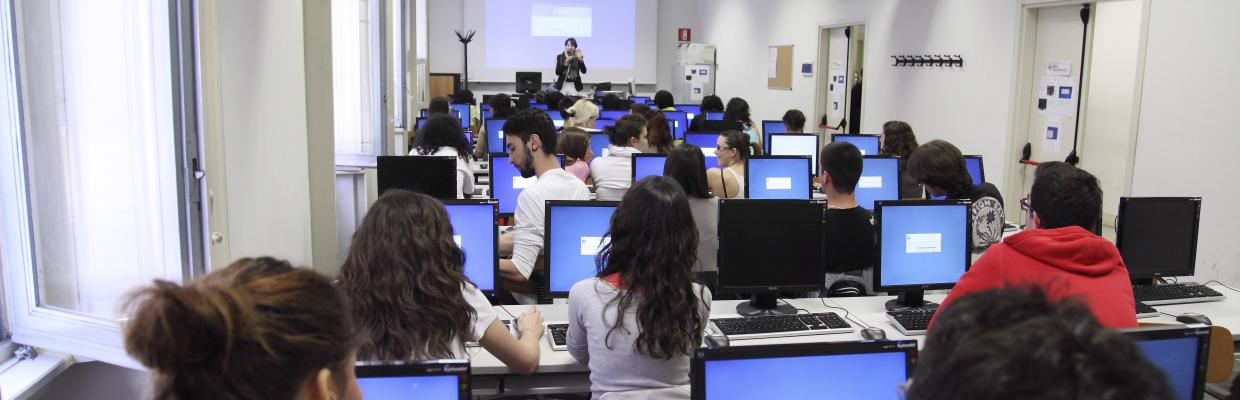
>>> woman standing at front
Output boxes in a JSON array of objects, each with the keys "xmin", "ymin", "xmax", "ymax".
[{"xmin": 555, "ymin": 38, "xmax": 587, "ymax": 96}]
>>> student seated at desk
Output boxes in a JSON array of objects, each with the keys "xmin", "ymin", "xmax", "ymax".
[
  {"xmin": 410, "ymin": 114, "xmax": 475, "ymax": 199},
  {"xmin": 723, "ymin": 97, "xmax": 760, "ymax": 154},
  {"xmin": 686, "ymin": 94, "xmax": 723, "ymax": 132},
  {"xmin": 641, "ymin": 109, "xmax": 674, "ymax": 154},
  {"xmin": 476, "ymin": 93, "xmax": 517, "ymax": 157},
  {"xmin": 590, "ymin": 114, "xmax": 648, "ymax": 201},
  {"xmin": 452, "ymin": 89, "xmax": 480, "ymax": 129},
  {"xmin": 664, "ymin": 144, "xmax": 719, "ymax": 282},
  {"xmin": 818, "ymin": 142, "xmax": 876, "ymax": 296},
  {"xmin": 932, "ymin": 162, "xmax": 1138, "ymax": 329},
  {"xmin": 909, "ymin": 139, "xmax": 1004, "ymax": 247},
  {"xmin": 428, "ymin": 96, "xmax": 451, "ymax": 115},
  {"xmin": 907, "ymin": 286, "xmax": 1174, "ymax": 400},
  {"xmin": 124, "ymin": 257, "xmax": 362, "ymax": 400},
  {"xmin": 564, "ymin": 98, "xmax": 600, "ymax": 131},
  {"xmin": 499, "ymin": 109, "xmax": 592, "ymax": 304},
  {"xmin": 557, "ymin": 127, "xmax": 594, "ymax": 183},
  {"xmin": 878, "ymin": 120, "xmax": 923, "ymax": 199},
  {"xmin": 654, "ymin": 90, "xmax": 676, "ymax": 111},
  {"xmin": 567, "ymin": 176, "xmax": 712, "ymax": 399},
  {"xmin": 705, "ymin": 130, "xmax": 750, "ymax": 199},
  {"xmin": 338, "ymin": 190, "xmax": 545, "ymax": 374},
  {"xmin": 781, "ymin": 109, "xmax": 806, "ymax": 133}
]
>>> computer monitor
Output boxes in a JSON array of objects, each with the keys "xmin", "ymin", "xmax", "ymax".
[
  {"xmin": 516, "ymin": 71, "xmax": 542, "ymax": 94},
  {"xmin": 857, "ymin": 156, "xmax": 902, "ymax": 211},
  {"xmin": 874, "ymin": 200, "xmax": 972, "ymax": 310},
  {"xmin": 632, "ymin": 154, "xmax": 668, "ymax": 182},
  {"xmin": 588, "ymin": 132, "xmax": 610, "ymax": 159},
  {"xmin": 745, "ymin": 156, "xmax": 811, "ymax": 200},
  {"xmin": 683, "ymin": 132, "xmax": 721, "ymax": 170},
  {"xmin": 718, "ymin": 199, "xmax": 826, "ymax": 315},
  {"xmin": 676, "ymin": 104, "xmax": 702, "ymax": 120},
  {"xmin": 1115, "ymin": 197, "xmax": 1202, "ymax": 280},
  {"xmin": 1123, "ymin": 326, "xmax": 1210, "ymax": 400},
  {"xmin": 420, "ymin": 109, "xmax": 429, "ymax": 118},
  {"xmin": 702, "ymin": 120, "xmax": 743, "ymax": 133},
  {"xmin": 761, "ymin": 120, "xmax": 786, "ymax": 151},
  {"xmin": 629, "ymin": 95, "xmax": 650, "ymax": 104},
  {"xmin": 663, "ymin": 110, "xmax": 689, "ymax": 140},
  {"xmin": 480, "ymin": 102, "xmax": 491, "ymax": 111},
  {"xmin": 599, "ymin": 110, "xmax": 629, "ymax": 121},
  {"xmin": 767, "ymin": 134, "xmax": 820, "ymax": 176},
  {"xmin": 595, "ymin": 118, "xmax": 617, "ymax": 131},
  {"xmin": 545, "ymin": 201, "xmax": 619, "ymax": 297},
  {"xmin": 530, "ymin": 103, "xmax": 549, "ymax": 110},
  {"xmin": 691, "ymin": 341, "xmax": 917, "ymax": 400},
  {"xmin": 485, "ymin": 118, "xmax": 507, "ymax": 153},
  {"xmin": 831, "ymin": 134, "xmax": 881, "ymax": 156},
  {"xmin": 416, "ymin": 116, "xmax": 428, "ymax": 130},
  {"xmin": 355, "ymin": 361, "xmax": 470, "ymax": 400},
  {"xmin": 927, "ymin": 155, "xmax": 985, "ymax": 200},
  {"xmin": 450, "ymin": 103, "xmax": 471, "ymax": 128},
  {"xmin": 489, "ymin": 153, "xmax": 562, "ymax": 215},
  {"xmin": 482, "ymin": 109, "xmax": 492, "ymax": 120},
  {"xmin": 442, "ymin": 199, "xmax": 499, "ymax": 295},
  {"xmin": 376, "ymin": 156, "xmax": 456, "ymax": 199},
  {"xmin": 705, "ymin": 111, "xmax": 724, "ymax": 120}
]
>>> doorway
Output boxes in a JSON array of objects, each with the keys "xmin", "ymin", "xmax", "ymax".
[{"xmin": 815, "ymin": 23, "xmax": 866, "ymax": 137}]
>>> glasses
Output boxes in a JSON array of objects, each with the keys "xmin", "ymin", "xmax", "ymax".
[
  {"xmin": 715, "ymin": 145, "xmax": 733, "ymax": 151},
  {"xmin": 1020, "ymin": 195, "xmax": 1032, "ymax": 211}
]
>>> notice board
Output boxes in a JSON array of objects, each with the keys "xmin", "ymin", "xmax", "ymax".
[{"xmin": 767, "ymin": 45, "xmax": 793, "ymax": 90}]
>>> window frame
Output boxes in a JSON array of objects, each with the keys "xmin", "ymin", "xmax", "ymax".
[
  {"xmin": 0, "ymin": 0, "xmax": 205, "ymax": 369},
  {"xmin": 333, "ymin": 0, "xmax": 389, "ymax": 168}
]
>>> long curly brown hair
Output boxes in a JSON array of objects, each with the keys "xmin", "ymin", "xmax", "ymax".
[{"xmin": 337, "ymin": 190, "xmax": 477, "ymax": 361}]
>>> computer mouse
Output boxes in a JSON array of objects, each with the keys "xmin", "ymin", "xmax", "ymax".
[
  {"xmin": 1176, "ymin": 312, "xmax": 1212, "ymax": 326},
  {"xmin": 861, "ymin": 327, "xmax": 887, "ymax": 341}
]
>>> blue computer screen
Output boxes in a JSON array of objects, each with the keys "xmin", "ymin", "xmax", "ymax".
[
  {"xmin": 482, "ymin": 109, "xmax": 492, "ymax": 120},
  {"xmin": 416, "ymin": 117, "xmax": 427, "ymax": 130},
  {"xmin": 879, "ymin": 204, "xmax": 968, "ymax": 287},
  {"xmin": 683, "ymin": 133, "xmax": 721, "ymax": 170},
  {"xmin": 548, "ymin": 204, "xmax": 616, "ymax": 292},
  {"xmin": 762, "ymin": 120, "xmax": 785, "ymax": 151},
  {"xmin": 358, "ymin": 375, "xmax": 459, "ymax": 399},
  {"xmin": 928, "ymin": 156, "xmax": 984, "ymax": 200},
  {"xmin": 450, "ymin": 104, "xmax": 470, "ymax": 128},
  {"xmin": 530, "ymin": 103, "xmax": 549, "ymax": 110},
  {"xmin": 767, "ymin": 135, "xmax": 819, "ymax": 175},
  {"xmin": 444, "ymin": 203, "xmax": 496, "ymax": 291},
  {"xmin": 599, "ymin": 110, "xmax": 628, "ymax": 121},
  {"xmin": 490, "ymin": 155, "xmax": 534, "ymax": 215},
  {"xmin": 485, "ymin": 119, "xmax": 506, "ymax": 153},
  {"xmin": 746, "ymin": 158, "xmax": 810, "ymax": 199},
  {"xmin": 703, "ymin": 352, "xmax": 908, "ymax": 399},
  {"xmin": 705, "ymin": 111, "xmax": 724, "ymax": 120},
  {"xmin": 420, "ymin": 109, "xmax": 429, "ymax": 118},
  {"xmin": 630, "ymin": 96, "xmax": 650, "ymax": 103},
  {"xmin": 834, "ymin": 135, "xmax": 880, "ymax": 156},
  {"xmin": 1135, "ymin": 337, "xmax": 1199, "ymax": 400},
  {"xmin": 595, "ymin": 118, "xmax": 617, "ymax": 131},
  {"xmin": 589, "ymin": 132, "xmax": 610, "ymax": 159},
  {"xmin": 664, "ymin": 111, "xmax": 689, "ymax": 140},
  {"xmin": 633, "ymin": 155, "xmax": 667, "ymax": 181},
  {"xmin": 676, "ymin": 104, "xmax": 702, "ymax": 120},
  {"xmin": 857, "ymin": 158, "xmax": 901, "ymax": 210}
]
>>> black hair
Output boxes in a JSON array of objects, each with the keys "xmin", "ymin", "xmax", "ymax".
[
  {"xmin": 564, "ymin": 37, "xmax": 578, "ymax": 48},
  {"xmin": 908, "ymin": 286, "xmax": 1176, "ymax": 400},
  {"xmin": 654, "ymin": 90, "xmax": 675, "ymax": 110},
  {"xmin": 502, "ymin": 109, "xmax": 558, "ymax": 155},
  {"xmin": 908, "ymin": 140, "xmax": 973, "ymax": 198},
  {"xmin": 489, "ymin": 93, "xmax": 515, "ymax": 119},
  {"xmin": 664, "ymin": 144, "xmax": 712, "ymax": 199},
  {"xmin": 781, "ymin": 109, "xmax": 806, "ymax": 132},
  {"xmin": 819, "ymin": 141, "xmax": 862, "ymax": 194},
  {"xmin": 428, "ymin": 97, "xmax": 451, "ymax": 115},
  {"xmin": 699, "ymin": 95, "xmax": 724, "ymax": 113},
  {"xmin": 718, "ymin": 130, "xmax": 751, "ymax": 160},
  {"xmin": 412, "ymin": 115, "xmax": 473, "ymax": 161},
  {"xmin": 630, "ymin": 103, "xmax": 651, "ymax": 115},
  {"xmin": 879, "ymin": 121, "xmax": 918, "ymax": 159},
  {"xmin": 601, "ymin": 93, "xmax": 631, "ymax": 111},
  {"xmin": 452, "ymin": 89, "xmax": 475, "ymax": 106},
  {"xmin": 545, "ymin": 91, "xmax": 565, "ymax": 114},
  {"xmin": 1030, "ymin": 162, "xmax": 1102, "ymax": 230},
  {"xmin": 724, "ymin": 97, "xmax": 753, "ymax": 128},
  {"xmin": 596, "ymin": 176, "xmax": 706, "ymax": 360},
  {"xmin": 606, "ymin": 114, "xmax": 647, "ymax": 146}
]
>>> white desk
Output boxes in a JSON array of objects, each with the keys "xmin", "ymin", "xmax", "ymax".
[{"xmin": 1136, "ymin": 282, "xmax": 1240, "ymax": 340}]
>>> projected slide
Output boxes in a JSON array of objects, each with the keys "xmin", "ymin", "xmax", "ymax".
[
  {"xmin": 484, "ymin": 0, "xmax": 634, "ymax": 70},
  {"xmin": 531, "ymin": 4, "xmax": 592, "ymax": 37}
]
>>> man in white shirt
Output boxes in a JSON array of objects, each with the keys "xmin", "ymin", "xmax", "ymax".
[
  {"xmin": 499, "ymin": 109, "xmax": 591, "ymax": 304},
  {"xmin": 589, "ymin": 114, "xmax": 648, "ymax": 201}
]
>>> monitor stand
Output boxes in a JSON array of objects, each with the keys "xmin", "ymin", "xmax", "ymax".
[
  {"xmin": 884, "ymin": 290, "xmax": 939, "ymax": 312},
  {"xmin": 736, "ymin": 293, "xmax": 797, "ymax": 316}
]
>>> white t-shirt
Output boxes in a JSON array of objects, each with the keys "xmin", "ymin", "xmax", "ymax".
[
  {"xmin": 450, "ymin": 283, "xmax": 498, "ymax": 358},
  {"xmin": 409, "ymin": 146, "xmax": 475, "ymax": 198},
  {"xmin": 511, "ymin": 168, "xmax": 591, "ymax": 304},
  {"xmin": 589, "ymin": 145, "xmax": 641, "ymax": 201}
]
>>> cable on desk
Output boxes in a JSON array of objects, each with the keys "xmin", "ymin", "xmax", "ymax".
[
  {"xmin": 1203, "ymin": 280, "xmax": 1240, "ymax": 293},
  {"xmin": 818, "ymin": 297, "xmax": 872, "ymax": 329},
  {"xmin": 778, "ymin": 298, "xmax": 812, "ymax": 315},
  {"xmin": 498, "ymin": 304, "xmax": 519, "ymax": 320},
  {"xmin": 1158, "ymin": 311, "xmax": 1180, "ymax": 319}
]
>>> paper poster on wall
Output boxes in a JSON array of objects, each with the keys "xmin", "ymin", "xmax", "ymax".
[
  {"xmin": 831, "ymin": 59, "xmax": 844, "ymax": 69},
  {"xmin": 1045, "ymin": 60, "xmax": 1072, "ymax": 76},
  {"xmin": 768, "ymin": 47, "xmax": 778, "ymax": 78},
  {"xmin": 1043, "ymin": 117, "xmax": 1063, "ymax": 154},
  {"xmin": 1036, "ymin": 76, "xmax": 1077, "ymax": 118}
]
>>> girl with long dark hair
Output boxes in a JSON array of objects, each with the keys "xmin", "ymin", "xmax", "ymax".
[
  {"xmin": 878, "ymin": 120, "xmax": 922, "ymax": 199},
  {"xmin": 411, "ymin": 114, "xmax": 476, "ymax": 198},
  {"xmin": 664, "ymin": 144, "xmax": 719, "ymax": 277},
  {"xmin": 567, "ymin": 176, "xmax": 712, "ymax": 398},
  {"xmin": 337, "ymin": 190, "xmax": 545, "ymax": 374}
]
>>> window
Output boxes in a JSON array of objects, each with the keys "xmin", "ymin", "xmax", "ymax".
[
  {"xmin": 0, "ymin": 0, "xmax": 202, "ymax": 368},
  {"xmin": 333, "ymin": 0, "xmax": 386, "ymax": 166}
]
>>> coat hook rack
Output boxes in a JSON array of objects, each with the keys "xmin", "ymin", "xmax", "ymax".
[{"xmin": 891, "ymin": 53, "xmax": 964, "ymax": 68}]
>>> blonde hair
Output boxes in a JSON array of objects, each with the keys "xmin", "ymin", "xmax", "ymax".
[{"xmin": 564, "ymin": 99, "xmax": 599, "ymax": 129}]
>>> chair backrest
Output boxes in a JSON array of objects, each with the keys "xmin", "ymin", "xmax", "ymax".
[{"xmin": 599, "ymin": 385, "xmax": 691, "ymax": 400}]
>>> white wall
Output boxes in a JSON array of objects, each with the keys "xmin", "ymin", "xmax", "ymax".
[{"xmin": 1130, "ymin": 0, "xmax": 1240, "ymax": 285}]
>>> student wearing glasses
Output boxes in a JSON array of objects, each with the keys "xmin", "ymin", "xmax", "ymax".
[{"xmin": 705, "ymin": 130, "xmax": 750, "ymax": 199}]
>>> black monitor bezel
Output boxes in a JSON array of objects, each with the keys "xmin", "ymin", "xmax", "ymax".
[
  {"xmin": 441, "ymin": 199, "xmax": 501, "ymax": 298},
  {"xmin": 631, "ymin": 153, "xmax": 669, "ymax": 182},
  {"xmin": 766, "ymin": 133, "xmax": 821, "ymax": 175},
  {"xmin": 355, "ymin": 360, "xmax": 471, "ymax": 400},
  {"xmin": 858, "ymin": 155, "xmax": 903, "ymax": 210},
  {"xmin": 376, "ymin": 155, "xmax": 457, "ymax": 199},
  {"xmin": 716, "ymin": 199, "xmax": 827, "ymax": 294},
  {"xmin": 691, "ymin": 341, "xmax": 918, "ymax": 400},
  {"xmin": 743, "ymin": 155, "xmax": 813, "ymax": 200},
  {"xmin": 872, "ymin": 199, "xmax": 974, "ymax": 292},
  {"xmin": 543, "ymin": 200, "xmax": 621, "ymax": 297},
  {"xmin": 830, "ymin": 134, "xmax": 881, "ymax": 155},
  {"xmin": 1119, "ymin": 325, "xmax": 1211, "ymax": 400},
  {"xmin": 1115, "ymin": 197, "xmax": 1203, "ymax": 279}
]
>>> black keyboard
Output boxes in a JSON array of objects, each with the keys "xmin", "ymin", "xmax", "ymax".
[
  {"xmin": 546, "ymin": 323, "xmax": 569, "ymax": 350},
  {"xmin": 710, "ymin": 313, "xmax": 853, "ymax": 339},
  {"xmin": 1132, "ymin": 282, "xmax": 1225, "ymax": 305},
  {"xmin": 886, "ymin": 309, "xmax": 936, "ymax": 335},
  {"xmin": 1135, "ymin": 301, "xmax": 1159, "ymax": 318}
]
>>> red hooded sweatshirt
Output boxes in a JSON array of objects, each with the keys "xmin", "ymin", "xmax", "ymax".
[{"xmin": 931, "ymin": 225, "xmax": 1138, "ymax": 329}]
